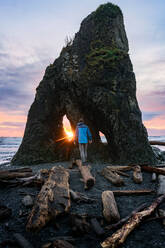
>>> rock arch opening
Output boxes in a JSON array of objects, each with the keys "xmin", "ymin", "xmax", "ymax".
[{"xmin": 62, "ymin": 115, "xmax": 74, "ymax": 142}]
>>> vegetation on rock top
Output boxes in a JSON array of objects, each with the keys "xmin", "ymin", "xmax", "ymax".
[{"xmin": 93, "ymin": 2, "xmax": 123, "ymax": 23}]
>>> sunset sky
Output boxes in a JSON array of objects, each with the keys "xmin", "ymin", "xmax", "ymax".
[{"xmin": 0, "ymin": 0, "xmax": 165, "ymax": 137}]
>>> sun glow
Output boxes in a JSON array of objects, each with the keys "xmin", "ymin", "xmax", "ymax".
[
  {"xmin": 55, "ymin": 115, "xmax": 74, "ymax": 142},
  {"xmin": 64, "ymin": 126, "xmax": 74, "ymax": 141}
]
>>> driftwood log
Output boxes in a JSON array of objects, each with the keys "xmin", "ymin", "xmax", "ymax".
[
  {"xmin": 101, "ymin": 194, "xmax": 165, "ymax": 248},
  {"xmin": 75, "ymin": 160, "xmax": 95, "ymax": 189},
  {"xmin": 0, "ymin": 168, "xmax": 33, "ymax": 180},
  {"xmin": 141, "ymin": 165, "xmax": 165, "ymax": 175},
  {"xmin": 69, "ymin": 189, "xmax": 80, "ymax": 202},
  {"xmin": 0, "ymin": 169, "xmax": 50, "ymax": 188},
  {"xmin": 132, "ymin": 165, "xmax": 143, "ymax": 183},
  {"xmin": 70, "ymin": 189, "xmax": 95, "ymax": 203},
  {"xmin": 0, "ymin": 167, "xmax": 32, "ymax": 173},
  {"xmin": 13, "ymin": 233, "xmax": 34, "ymax": 248},
  {"xmin": 149, "ymin": 141, "xmax": 165, "ymax": 146},
  {"xmin": 0, "ymin": 178, "xmax": 44, "ymax": 188},
  {"xmin": 112, "ymin": 189, "xmax": 155, "ymax": 196},
  {"xmin": 107, "ymin": 165, "xmax": 132, "ymax": 171},
  {"xmin": 21, "ymin": 178, "xmax": 44, "ymax": 187},
  {"xmin": 114, "ymin": 170, "xmax": 129, "ymax": 177},
  {"xmin": 26, "ymin": 166, "xmax": 70, "ymax": 232},
  {"xmin": 157, "ymin": 175, "xmax": 165, "ymax": 195},
  {"xmin": 102, "ymin": 191, "xmax": 120, "ymax": 223},
  {"xmin": 157, "ymin": 168, "xmax": 165, "ymax": 195},
  {"xmin": 106, "ymin": 166, "xmax": 130, "ymax": 177},
  {"xmin": 101, "ymin": 168, "xmax": 124, "ymax": 186},
  {"xmin": 105, "ymin": 203, "xmax": 147, "ymax": 231}
]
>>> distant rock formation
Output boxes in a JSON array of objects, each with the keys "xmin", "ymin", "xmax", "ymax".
[{"xmin": 12, "ymin": 3, "xmax": 156, "ymax": 165}]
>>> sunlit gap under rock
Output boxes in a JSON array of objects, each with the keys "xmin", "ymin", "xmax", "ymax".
[
  {"xmin": 55, "ymin": 115, "xmax": 74, "ymax": 142},
  {"xmin": 63, "ymin": 115, "xmax": 74, "ymax": 141}
]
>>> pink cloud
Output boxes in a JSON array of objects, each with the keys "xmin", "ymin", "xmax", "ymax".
[
  {"xmin": 0, "ymin": 111, "xmax": 26, "ymax": 137},
  {"xmin": 137, "ymin": 90, "xmax": 165, "ymax": 135},
  {"xmin": 144, "ymin": 115, "xmax": 165, "ymax": 130}
]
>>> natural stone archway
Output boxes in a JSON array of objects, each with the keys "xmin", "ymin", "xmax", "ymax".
[{"xmin": 12, "ymin": 3, "xmax": 157, "ymax": 165}]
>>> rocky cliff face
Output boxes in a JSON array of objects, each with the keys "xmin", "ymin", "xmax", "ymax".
[{"xmin": 12, "ymin": 3, "xmax": 157, "ymax": 165}]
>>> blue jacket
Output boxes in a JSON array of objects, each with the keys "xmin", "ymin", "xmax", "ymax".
[{"xmin": 75, "ymin": 122, "xmax": 92, "ymax": 144}]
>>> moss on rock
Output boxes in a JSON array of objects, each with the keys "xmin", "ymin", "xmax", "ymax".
[{"xmin": 82, "ymin": 39, "xmax": 128, "ymax": 84}]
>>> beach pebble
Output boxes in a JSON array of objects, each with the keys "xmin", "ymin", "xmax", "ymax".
[{"xmin": 22, "ymin": 195, "xmax": 33, "ymax": 207}]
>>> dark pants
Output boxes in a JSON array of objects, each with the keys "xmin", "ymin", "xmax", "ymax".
[{"xmin": 79, "ymin": 143, "xmax": 88, "ymax": 162}]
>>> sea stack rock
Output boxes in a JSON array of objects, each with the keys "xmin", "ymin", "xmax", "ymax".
[{"xmin": 12, "ymin": 3, "xmax": 156, "ymax": 165}]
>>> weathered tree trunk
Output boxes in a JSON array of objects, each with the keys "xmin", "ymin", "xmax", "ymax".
[
  {"xmin": 75, "ymin": 160, "xmax": 95, "ymax": 189},
  {"xmin": 157, "ymin": 168, "xmax": 165, "ymax": 195},
  {"xmin": 90, "ymin": 218, "xmax": 105, "ymax": 236},
  {"xmin": 102, "ymin": 191, "xmax": 120, "ymax": 223},
  {"xmin": 101, "ymin": 194, "xmax": 165, "ymax": 248},
  {"xmin": 150, "ymin": 141, "xmax": 165, "ymax": 146},
  {"xmin": 13, "ymin": 233, "xmax": 34, "ymax": 248},
  {"xmin": 112, "ymin": 189, "xmax": 155, "ymax": 196},
  {"xmin": 141, "ymin": 165, "xmax": 165, "ymax": 175},
  {"xmin": 26, "ymin": 166, "xmax": 70, "ymax": 232},
  {"xmin": 101, "ymin": 168, "xmax": 124, "ymax": 186},
  {"xmin": 133, "ymin": 165, "xmax": 143, "ymax": 183},
  {"xmin": 105, "ymin": 203, "xmax": 147, "ymax": 231}
]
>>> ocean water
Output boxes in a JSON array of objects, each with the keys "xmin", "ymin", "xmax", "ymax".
[
  {"xmin": 0, "ymin": 137, "xmax": 22, "ymax": 166},
  {"xmin": 0, "ymin": 136, "xmax": 165, "ymax": 167}
]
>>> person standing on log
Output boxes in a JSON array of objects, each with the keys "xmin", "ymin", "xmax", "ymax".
[{"xmin": 74, "ymin": 118, "xmax": 92, "ymax": 163}]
